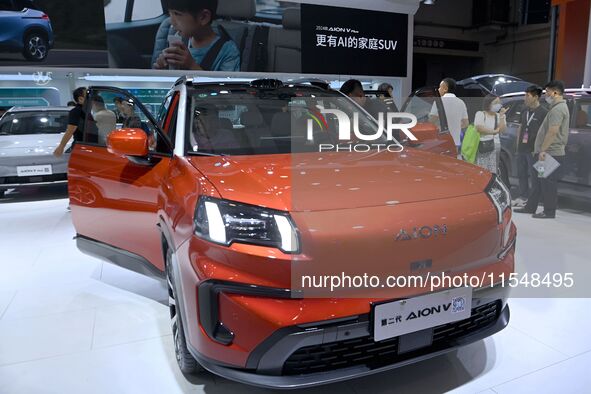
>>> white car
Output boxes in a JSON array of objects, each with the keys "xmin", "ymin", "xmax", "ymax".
[{"xmin": 0, "ymin": 106, "xmax": 72, "ymax": 198}]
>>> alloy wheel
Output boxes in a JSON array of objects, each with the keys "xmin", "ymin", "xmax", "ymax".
[{"xmin": 27, "ymin": 35, "xmax": 47, "ymax": 60}]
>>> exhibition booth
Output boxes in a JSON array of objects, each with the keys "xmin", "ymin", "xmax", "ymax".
[{"xmin": 0, "ymin": 0, "xmax": 590, "ymax": 393}]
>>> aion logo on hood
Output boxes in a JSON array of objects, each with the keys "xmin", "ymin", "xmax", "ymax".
[{"xmin": 306, "ymin": 106, "xmax": 418, "ymax": 153}]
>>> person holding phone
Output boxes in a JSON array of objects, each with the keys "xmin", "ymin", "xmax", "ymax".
[{"xmin": 473, "ymin": 95, "xmax": 507, "ymax": 173}]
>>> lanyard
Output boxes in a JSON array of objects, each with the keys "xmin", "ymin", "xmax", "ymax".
[{"xmin": 525, "ymin": 110, "xmax": 535, "ymax": 129}]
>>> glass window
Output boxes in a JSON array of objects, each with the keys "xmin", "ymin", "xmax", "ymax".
[
  {"xmin": 103, "ymin": 0, "xmax": 125, "ymax": 23},
  {"xmin": 157, "ymin": 94, "xmax": 173, "ymax": 129},
  {"xmin": 187, "ymin": 87, "xmax": 383, "ymax": 156},
  {"xmin": 402, "ymin": 88, "xmax": 445, "ymax": 132},
  {"xmin": 406, "ymin": 95, "xmax": 439, "ymax": 126},
  {"xmin": 104, "ymin": 0, "xmax": 163, "ymax": 23},
  {"xmin": 157, "ymin": 92, "xmax": 179, "ymax": 145},
  {"xmin": 505, "ymin": 101, "xmax": 525, "ymax": 124},
  {"xmin": 131, "ymin": 1, "xmax": 163, "ymax": 21},
  {"xmin": 0, "ymin": 111, "xmax": 69, "ymax": 135},
  {"xmin": 85, "ymin": 88, "xmax": 170, "ymax": 154},
  {"xmin": 575, "ymin": 101, "xmax": 591, "ymax": 129}
]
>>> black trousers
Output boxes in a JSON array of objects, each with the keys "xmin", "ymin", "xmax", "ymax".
[
  {"xmin": 524, "ymin": 155, "xmax": 564, "ymax": 215},
  {"xmin": 516, "ymin": 152, "xmax": 537, "ymax": 199}
]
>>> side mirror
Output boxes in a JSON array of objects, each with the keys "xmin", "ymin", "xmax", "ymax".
[
  {"xmin": 408, "ymin": 122, "xmax": 439, "ymax": 145},
  {"xmin": 107, "ymin": 128, "xmax": 149, "ymax": 158}
]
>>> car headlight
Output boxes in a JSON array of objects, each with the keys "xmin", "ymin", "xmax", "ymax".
[
  {"xmin": 194, "ymin": 196, "xmax": 300, "ymax": 253},
  {"xmin": 486, "ymin": 175, "xmax": 511, "ymax": 224}
]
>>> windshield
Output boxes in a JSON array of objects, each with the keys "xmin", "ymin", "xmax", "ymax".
[
  {"xmin": 187, "ymin": 86, "xmax": 386, "ymax": 156},
  {"xmin": 0, "ymin": 111, "xmax": 69, "ymax": 136}
]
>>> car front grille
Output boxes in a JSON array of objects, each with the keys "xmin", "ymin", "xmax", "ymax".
[
  {"xmin": 283, "ymin": 300, "xmax": 501, "ymax": 376},
  {"xmin": 0, "ymin": 174, "xmax": 67, "ymax": 185}
]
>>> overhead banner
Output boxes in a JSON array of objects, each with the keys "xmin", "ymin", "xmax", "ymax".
[
  {"xmin": 0, "ymin": 0, "xmax": 408, "ymax": 78},
  {"xmin": 301, "ymin": 4, "xmax": 408, "ymax": 77},
  {"xmin": 102, "ymin": 0, "xmax": 408, "ymax": 77}
]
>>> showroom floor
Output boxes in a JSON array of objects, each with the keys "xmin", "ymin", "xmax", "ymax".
[{"xmin": 1, "ymin": 189, "xmax": 590, "ymax": 394}]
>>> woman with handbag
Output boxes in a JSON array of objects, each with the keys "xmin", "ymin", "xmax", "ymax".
[{"xmin": 474, "ymin": 95, "xmax": 507, "ymax": 173}]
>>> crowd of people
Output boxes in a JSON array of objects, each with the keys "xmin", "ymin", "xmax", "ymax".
[
  {"xmin": 433, "ymin": 77, "xmax": 569, "ymax": 220},
  {"xmin": 339, "ymin": 77, "xmax": 570, "ymax": 220},
  {"xmin": 53, "ymin": 87, "xmax": 144, "ymax": 156}
]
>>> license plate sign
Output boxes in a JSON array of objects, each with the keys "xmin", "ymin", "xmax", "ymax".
[
  {"xmin": 16, "ymin": 165, "xmax": 52, "ymax": 177},
  {"xmin": 373, "ymin": 287, "xmax": 473, "ymax": 342}
]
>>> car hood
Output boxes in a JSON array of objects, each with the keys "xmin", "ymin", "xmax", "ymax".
[
  {"xmin": 0, "ymin": 134, "xmax": 67, "ymax": 157},
  {"xmin": 187, "ymin": 149, "xmax": 493, "ymax": 212}
]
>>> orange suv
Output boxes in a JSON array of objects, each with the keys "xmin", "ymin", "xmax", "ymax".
[{"xmin": 69, "ymin": 78, "xmax": 515, "ymax": 389}]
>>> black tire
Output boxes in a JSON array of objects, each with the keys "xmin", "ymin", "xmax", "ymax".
[
  {"xmin": 22, "ymin": 32, "xmax": 49, "ymax": 61},
  {"xmin": 166, "ymin": 247, "xmax": 203, "ymax": 374},
  {"xmin": 0, "ymin": 190, "xmax": 5, "ymax": 199}
]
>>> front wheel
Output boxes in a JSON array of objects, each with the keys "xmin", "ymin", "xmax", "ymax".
[
  {"xmin": 23, "ymin": 33, "xmax": 49, "ymax": 61},
  {"xmin": 166, "ymin": 248, "xmax": 203, "ymax": 374}
]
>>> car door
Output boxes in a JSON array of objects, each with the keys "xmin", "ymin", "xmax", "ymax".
[
  {"xmin": 401, "ymin": 87, "xmax": 456, "ymax": 157},
  {"xmin": 562, "ymin": 98, "xmax": 591, "ymax": 188},
  {"xmin": 69, "ymin": 87, "xmax": 175, "ymax": 273}
]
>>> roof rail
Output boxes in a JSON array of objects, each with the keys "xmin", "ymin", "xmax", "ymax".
[{"xmin": 250, "ymin": 79, "xmax": 284, "ymax": 89}]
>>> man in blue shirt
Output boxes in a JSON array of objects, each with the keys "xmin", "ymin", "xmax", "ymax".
[{"xmin": 153, "ymin": 0, "xmax": 240, "ymax": 72}]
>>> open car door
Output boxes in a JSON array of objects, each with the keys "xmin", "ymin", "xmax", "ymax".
[{"xmin": 68, "ymin": 86, "xmax": 176, "ymax": 276}]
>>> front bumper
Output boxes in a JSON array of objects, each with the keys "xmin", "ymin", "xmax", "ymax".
[
  {"xmin": 0, "ymin": 174, "xmax": 67, "ymax": 188},
  {"xmin": 0, "ymin": 154, "xmax": 69, "ymax": 189},
  {"xmin": 195, "ymin": 305, "xmax": 508, "ymax": 390},
  {"xmin": 190, "ymin": 279, "xmax": 509, "ymax": 389},
  {"xmin": 173, "ymin": 216, "xmax": 516, "ymax": 389}
]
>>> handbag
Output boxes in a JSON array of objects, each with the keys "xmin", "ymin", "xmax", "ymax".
[
  {"xmin": 478, "ymin": 139, "xmax": 495, "ymax": 153},
  {"xmin": 460, "ymin": 124, "xmax": 479, "ymax": 164},
  {"xmin": 478, "ymin": 114, "xmax": 497, "ymax": 154}
]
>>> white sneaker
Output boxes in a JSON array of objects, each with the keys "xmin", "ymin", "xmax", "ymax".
[{"xmin": 512, "ymin": 198, "xmax": 527, "ymax": 208}]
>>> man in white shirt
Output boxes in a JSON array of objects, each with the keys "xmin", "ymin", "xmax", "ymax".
[
  {"xmin": 92, "ymin": 96, "xmax": 117, "ymax": 145},
  {"xmin": 429, "ymin": 78, "xmax": 469, "ymax": 153}
]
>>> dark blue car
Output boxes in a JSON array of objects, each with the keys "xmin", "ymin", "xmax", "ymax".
[{"xmin": 0, "ymin": 0, "xmax": 53, "ymax": 61}]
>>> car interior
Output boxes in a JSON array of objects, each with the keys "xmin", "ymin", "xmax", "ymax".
[
  {"xmin": 107, "ymin": 0, "xmax": 302, "ymax": 72},
  {"xmin": 0, "ymin": 111, "xmax": 69, "ymax": 135},
  {"xmin": 188, "ymin": 93, "xmax": 346, "ymax": 156}
]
